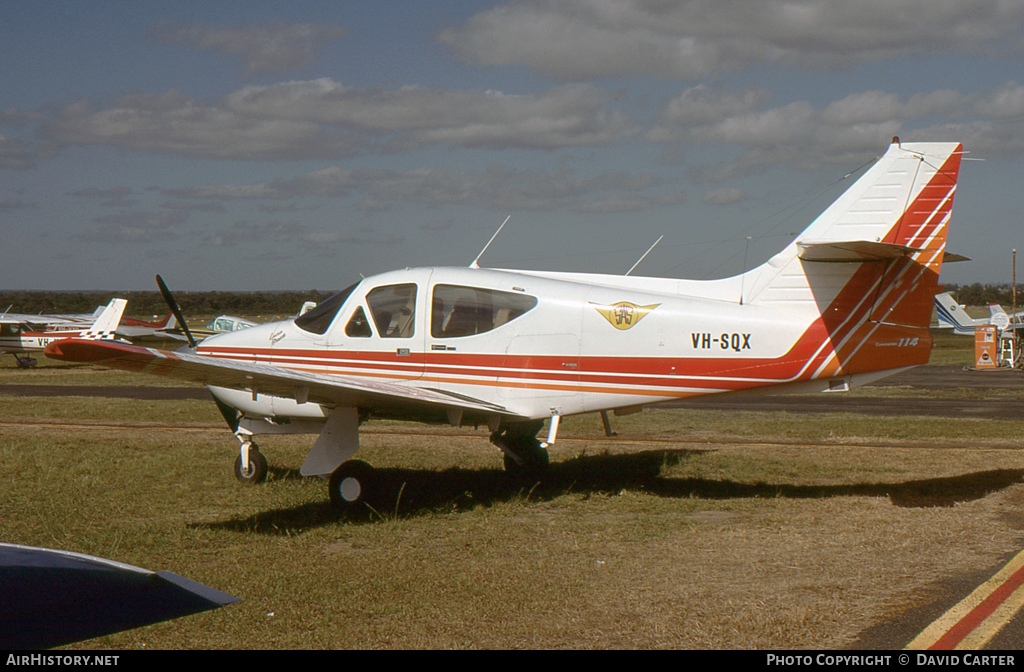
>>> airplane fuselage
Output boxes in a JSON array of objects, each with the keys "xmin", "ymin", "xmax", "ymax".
[
  {"xmin": 1, "ymin": 322, "xmax": 97, "ymax": 355},
  {"xmin": 198, "ymin": 265, "xmax": 925, "ymax": 424}
]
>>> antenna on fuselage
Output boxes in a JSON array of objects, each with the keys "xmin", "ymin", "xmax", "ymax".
[
  {"xmin": 469, "ymin": 215, "xmax": 511, "ymax": 269},
  {"xmin": 625, "ymin": 236, "xmax": 663, "ymax": 276}
]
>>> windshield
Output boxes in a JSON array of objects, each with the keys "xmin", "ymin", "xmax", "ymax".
[{"xmin": 293, "ymin": 281, "xmax": 360, "ymax": 335}]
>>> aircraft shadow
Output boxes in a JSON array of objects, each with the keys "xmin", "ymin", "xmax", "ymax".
[{"xmin": 194, "ymin": 450, "xmax": 1024, "ymax": 535}]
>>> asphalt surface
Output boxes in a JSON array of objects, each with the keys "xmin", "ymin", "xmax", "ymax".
[{"xmin": 663, "ymin": 365, "xmax": 1024, "ymax": 421}]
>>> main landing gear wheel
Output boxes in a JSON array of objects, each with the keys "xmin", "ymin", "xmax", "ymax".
[
  {"xmin": 328, "ymin": 460, "xmax": 375, "ymax": 511},
  {"xmin": 491, "ymin": 420, "xmax": 549, "ymax": 480},
  {"xmin": 234, "ymin": 443, "xmax": 268, "ymax": 484},
  {"xmin": 14, "ymin": 355, "xmax": 37, "ymax": 369},
  {"xmin": 502, "ymin": 446, "xmax": 550, "ymax": 479}
]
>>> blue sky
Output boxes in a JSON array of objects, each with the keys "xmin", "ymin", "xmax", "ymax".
[{"xmin": 3, "ymin": 0, "xmax": 1024, "ymax": 291}]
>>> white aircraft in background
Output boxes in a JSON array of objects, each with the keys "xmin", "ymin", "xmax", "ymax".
[
  {"xmin": 1, "ymin": 299, "xmax": 128, "ymax": 367},
  {"xmin": 934, "ymin": 292, "xmax": 1023, "ymax": 335},
  {"xmin": 205, "ymin": 315, "xmax": 257, "ymax": 333},
  {"xmin": 47, "ymin": 139, "xmax": 963, "ymax": 509}
]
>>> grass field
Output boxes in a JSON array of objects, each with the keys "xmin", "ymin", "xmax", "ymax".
[{"xmin": 2, "ymin": 332, "xmax": 1024, "ymax": 649}]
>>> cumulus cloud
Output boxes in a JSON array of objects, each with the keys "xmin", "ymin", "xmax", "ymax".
[
  {"xmin": 0, "ymin": 108, "xmax": 45, "ymax": 125},
  {"xmin": 39, "ymin": 93, "xmax": 361, "ymax": 161},
  {"xmin": 439, "ymin": 0, "xmax": 1024, "ymax": 80},
  {"xmin": 37, "ymin": 80, "xmax": 638, "ymax": 160},
  {"xmin": 166, "ymin": 165, "xmax": 666, "ymax": 213},
  {"xmin": 0, "ymin": 196, "xmax": 35, "ymax": 210},
  {"xmin": 203, "ymin": 220, "xmax": 403, "ymax": 248},
  {"xmin": 151, "ymin": 20, "xmax": 348, "ymax": 78},
  {"xmin": 0, "ymin": 135, "xmax": 35, "ymax": 170},
  {"xmin": 650, "ymin": 82, "xmax": 1024, "ymax": 178},
  {"xmin": 701, "ymin": 188, "xmax": 747, "ymax": 206},
  {"xmin": 78, "ymin": 211, "xmax": 188, "ymax": 243},
  {"xmin": 224, "ymin": 79, "xmax": 639, "ymax": 149}
]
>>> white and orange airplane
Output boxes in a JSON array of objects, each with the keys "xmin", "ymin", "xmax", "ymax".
[
  {"xmin": 46, "ymin": 139, "xmax": 963, "ymax": 508},
  {"xmin": 1, "ymin": 299, "xmax": 130, "ymax": 367}
]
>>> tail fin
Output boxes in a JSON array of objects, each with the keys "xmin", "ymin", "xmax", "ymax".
[
  {"xmin": 988, "ymin": 304, "xmax": 1008, "ymax": 319},
  {"xmin": 156, "ymin": 312, "xmax": 177, "ymax": 331},
  {"xmin": 81, "ymin": 299, "xmax": 127, "ymax": 340},
  {"xmin": 745, "ymin": 139, "xmax": 962, "ymax": 378},
  {"xmin": 935, "ymin": 292, "xmax": 984, "ymax": 334}
]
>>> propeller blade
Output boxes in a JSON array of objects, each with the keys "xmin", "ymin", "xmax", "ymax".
[{"xmin": 155, "ymin": 274, "xmax": 197, "ymax": 349}]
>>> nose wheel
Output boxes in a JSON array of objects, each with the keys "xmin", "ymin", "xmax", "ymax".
[{"xmin": 234, "ymin": 441, "xmax": 268, "ymax": 483}]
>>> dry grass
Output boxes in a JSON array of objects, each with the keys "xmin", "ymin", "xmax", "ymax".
[
  {"xmin": 2, "ymin": 337, "xmax": 1024, "ymax": 649},
  {"xmin": 2, "ymin": 412, "xmax": 1024, "ymax": 649}
]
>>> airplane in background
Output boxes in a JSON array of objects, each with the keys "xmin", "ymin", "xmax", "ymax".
[
  {"xmin": 46, "ymin": 139, "xmax": 963, "ymax": 509},
  {"xmin": 934, "ymin": 292, "xmax": 1023, "ymax": 335},
  {"xmin": 116, "ymin": 311, "xmax": 179, "ymax": 340},
  {"xmin": 1, "ymin": 299, "xmax": 128, "ymax": 367},
  {"xmin": 205, "ymin": 315, "xmax": 258, "ymax": 333}
]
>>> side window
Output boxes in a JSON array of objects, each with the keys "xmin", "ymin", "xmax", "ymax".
[
  {"xmin": 431, "ymin": 285, "xmax": 538, "ymax": 338},
  {"xmin": 366, "ymin": 284, "xmax": 417, "ymax": 338},
  {"xmin": 345, "ymin": 306, "xmax": 372, "ymax": 338}
]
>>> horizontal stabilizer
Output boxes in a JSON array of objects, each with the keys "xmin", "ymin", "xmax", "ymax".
[
  {"xmin": 797, "ymin": 240, "xmax": 928, "ymax": 262},
  {"xmin": 943, "ymin": 251, "xmax": 971, "ymax": 263}
]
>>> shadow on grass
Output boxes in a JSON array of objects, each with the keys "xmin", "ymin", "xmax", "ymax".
[{"xmin": 193, "ymin": 449, "xmax": 1024, "ymax": 535}]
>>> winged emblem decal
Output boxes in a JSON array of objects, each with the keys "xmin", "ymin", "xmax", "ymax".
[{"xmin": 591, "ymin": 302, "xmax": 660, "ymax": 330}]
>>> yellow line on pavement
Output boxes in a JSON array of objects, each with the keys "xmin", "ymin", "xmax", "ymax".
[{"xmin": 907, "ymin": 547, "xmax": 1024, "ymax": 650}]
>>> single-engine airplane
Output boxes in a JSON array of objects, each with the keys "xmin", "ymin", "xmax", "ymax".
[
  {"xmin": 934, "ymin": 292, "xmax": 1023, "ymax": 335},
  {"xmin": 47, "ymin": 139, "xmax": 963, "ymax": 509},
  {"xmin": 2, "ymin": 299, "xmax": 128, "ymax": 367}
]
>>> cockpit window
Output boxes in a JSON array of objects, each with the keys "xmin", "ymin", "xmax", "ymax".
[
  {"xmin": 366, "ymin": 284, "xmax": 417, "ymax": 338},
  {"xmin": 294, "ymin": 281, "xmax": 360, "ymax": 335},
  {"xmin": 345, "ymin": 306, "xmax": 373, "ymax": 338},
  {"xmin": 431, "ymin": 285, "xmax": 538, "ymax": 338}
]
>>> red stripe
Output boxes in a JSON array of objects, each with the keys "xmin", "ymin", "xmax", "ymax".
[{"xmin": 928, "ymin": 562, "xmax": 1024, "ymax": 650}]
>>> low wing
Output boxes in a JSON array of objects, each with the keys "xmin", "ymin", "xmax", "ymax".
[{"xmin": 45, "ymin": 339, "xmax": 511, "ymax": 417}]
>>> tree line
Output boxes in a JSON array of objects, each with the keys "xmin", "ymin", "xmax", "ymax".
[
  {"xmin": 944, "ymin": 283, "xmax": 1024, "ymax": 308},
  {"xmin": 4, "ymin": 283, "xmax": 1023, "ymax": 320},
  {"xmin": 0, "ymin": 289, "xmax": 335, "ymax": 320}
]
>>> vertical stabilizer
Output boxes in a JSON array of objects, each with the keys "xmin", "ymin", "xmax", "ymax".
[
  {"xmin": 744, "ymin": 140, "xmax": 962, "ymax": 379},
  {"xmin": 82, "ymin": 299, "xmax": 127, "ymax": 340}
]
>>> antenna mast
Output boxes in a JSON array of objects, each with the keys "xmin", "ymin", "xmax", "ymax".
[
  {"xmin": 625, "ymin": 236, "xmax": 663, "ymax": 276},
  {"xmin": 470, "ymin": 216, "xmax": 511, "ymax": 269}
]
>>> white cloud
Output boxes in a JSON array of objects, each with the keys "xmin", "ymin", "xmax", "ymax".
[
  {"xmin": 151, "ymin": 20, "xmax": 348, "ymax": 78},
  {"xmin": 701, "ymin": 188, "xmax": 747, "ymax": 206},
  {"xmin": 650, "ymin": 81, "xmax": 1024, "ymax": 178},
  {"xmin": 37, "ymin": 80, "xmax": 638, "ymax": 160},
  {"xmin": 439, "ymin": 0, "xmax": 1024, "ymax": 80},
  {"xmin": 40, "ymin": 94, "xmax": 360, "ymax": 161},
  {"xmin": 167, "ymin": 165, "xmax": 666, "ymax": 213},
  {"xmin": 973, "ymin": 81, "xmax": 1024, "ymax": 119},
  {"xmin": 224, "ymin": 79, "xmax": 640, "ymax": 150},
  {"xmin": 0, "ymin": 134, "xmax": 35, "ymax": 170},
  {"xmin": 78, "ymin": 211, "xmax": 187, "ymax": 243}
]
